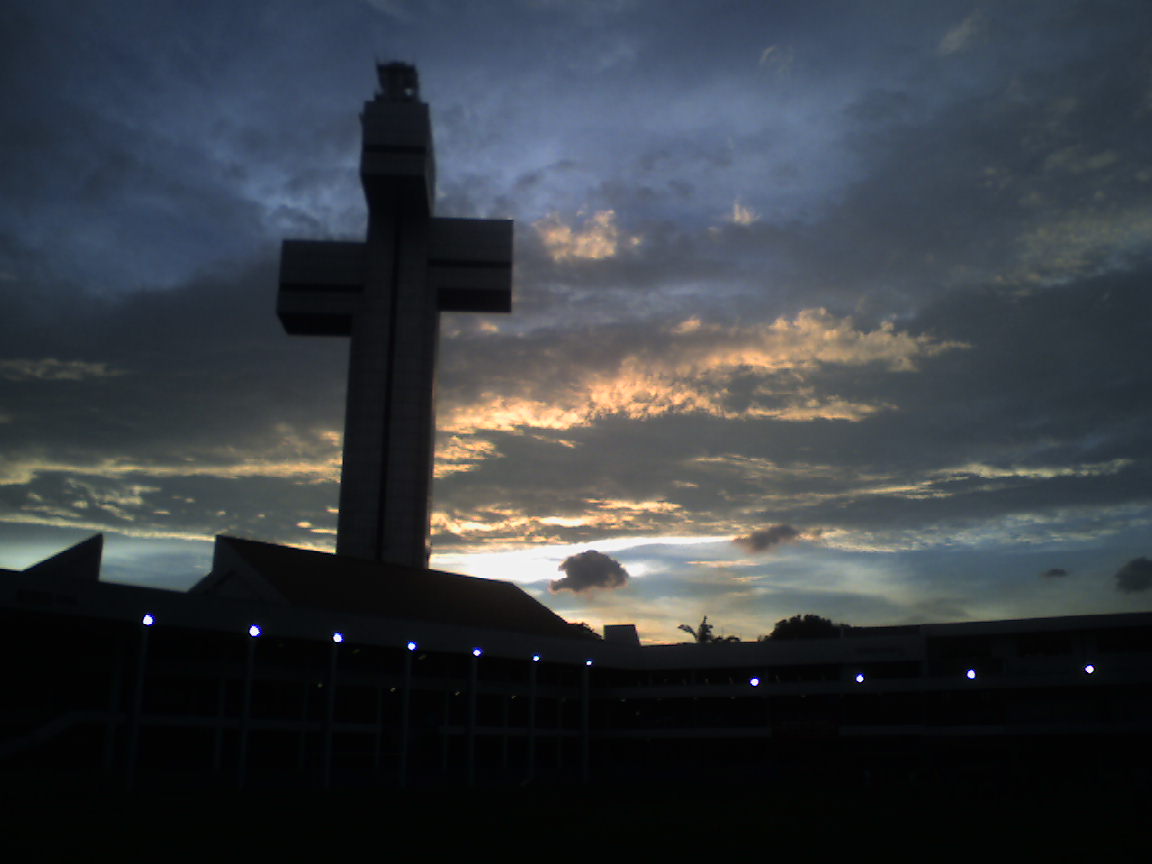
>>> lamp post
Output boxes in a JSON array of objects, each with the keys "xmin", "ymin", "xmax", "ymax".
[
  {"xmin": 526, "ymin": 654, "xmax": 539, "ymax": 784},
  {"xmin": 321, "ymin": 632, "xmax": 343, "ymax": 790},
  {"xmin": 398, "ymin": 640, "xmax": 416, "ymax": 788},
  {"xmin": 467, "ymin": 648, "xmax": 481, "ymax": 786},
  {"xmin": 125, "ymin": 613, "xmax": 154, "ymax": 790},
  {"xmin": 581, "ymin": 659, "xmax": 592, "ymax": 784},
  {"xmin": 236, "ymin": 624, "xmax": 260, "ymax": 790}
]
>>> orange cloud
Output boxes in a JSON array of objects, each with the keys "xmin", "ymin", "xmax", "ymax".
[
  {"xmin": 432, "ymin": 497, "xmax": 685, "ymax": 547},
  {"xmin": 441, "ymin": 309, "xmax": 963, "ymax": 435},
  {"xmin": 0, "ymin": 426, "xmax": 343, "ymax": 487},
  {"xmin": 533, "ymin": 210, "xmax": 641, "ymax": 261},
  {"xmin": 433, "ymin": 435, "xmax": 501, "ymax": 478}
]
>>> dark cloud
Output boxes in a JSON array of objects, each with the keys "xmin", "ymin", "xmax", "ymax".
[
  {"xmin": 734, "ymin": 525, "xmax": 801, "ymax": 553},
  {"xmin": 1042, "ymin": 568, "xmax": 1069, "ymax": 578},
  {"xmin": 435, "ymin": 256, "xmax": 1152, "ymax": 538},
  {"xmin": 1115, "ymin": 558, "xmax": 1152, "ymax": 594},
  {"xmin": 0, "ymin": 254, "xmax": 346, "ymax": 550},
  {"xmin": 550, "ymin": 550, "xmax": 629, "ymax": 594}
]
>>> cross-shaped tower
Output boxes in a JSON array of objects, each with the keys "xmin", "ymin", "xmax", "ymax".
[{"xmin": 277, "ymin": 63, "xmax": 513, "ymax": 567}]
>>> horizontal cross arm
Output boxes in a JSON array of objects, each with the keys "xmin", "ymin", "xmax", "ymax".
[
  {"xmin": 278, "ymin": 240, "xmax": 366, "ymax": 335},
  {"xmin": 429, "ymin": 218, "xmax": 513, "ymax": 314}
]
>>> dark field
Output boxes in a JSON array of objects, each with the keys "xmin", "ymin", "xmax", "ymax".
[{"xmin": 3, "ymin": 774, "xmax": 1146, "ymax": 861}]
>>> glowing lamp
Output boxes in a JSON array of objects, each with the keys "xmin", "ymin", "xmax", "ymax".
[
  {"xmin": 585, "ymin": 659, "xmax": 593, "ymax": 667},
  {"xmin": 966, "ymin": 668, "xmax": 977, "ymax": 680},
  {"xmin": 749, "ymin": 677, "xmax": 760, "ymax": 687},
  {"xmin": 406, "ymin": 641, "xmax": 417, "ymax": 651},
  {"xmin": 1084, "ymin": 664, "xmax": 1095, "ymax": 674},
  {"xmin": 141, "ymin": 613, "xmax": 155, "ymax": 627},
  {"xmin": 855, "ymin": 673, "xmax": 865, "ymax": 684},
  {"xmin": 332, "ymin": 632, "xmax": 344, "ymax": 644},
  {"xmin": 532, "ymin": 654, "xmax": 541, "ymax": 662},
  {"xmin": 248, "ymin": 625, "xmax": 262, "ymax": 638},
  {"xmin": 472, "ymin": 647, "xmax": 483, "ymax": 657}
]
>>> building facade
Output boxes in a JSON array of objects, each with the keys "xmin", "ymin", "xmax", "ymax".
[{"xmin": 3, "ymin": 538, "xmax": 1149, "ymax": 792}]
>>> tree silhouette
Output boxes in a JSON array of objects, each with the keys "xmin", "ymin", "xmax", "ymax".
[
  {"xmin": 678, "ymin": 615, "xmax": 740, "ymax": 643},
  {"xmin": 761, "ymin": 614, "xmax": 847, "ymax": 640},
  {"xmin": 569, "ymin": 621, "xmax": 602, "ymax": 640}
]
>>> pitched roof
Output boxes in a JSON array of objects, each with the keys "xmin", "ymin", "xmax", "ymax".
[
  {"xmin": 15, "ymin": 534, "xmax": 103, "ymax": 582},
  {"xmin": 194, "ymin": 536, "xmax": 580, "ymax": 640}
]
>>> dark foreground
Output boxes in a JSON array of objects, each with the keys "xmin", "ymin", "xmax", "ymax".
[{"xmin": 2, "ymin": 775, "xmax": 1147, "ymax": 861}]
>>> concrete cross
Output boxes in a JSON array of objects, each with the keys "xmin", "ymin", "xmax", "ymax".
[{"xmin": 277, "ymin": 63, "xmax": 512, "ymax": 567}]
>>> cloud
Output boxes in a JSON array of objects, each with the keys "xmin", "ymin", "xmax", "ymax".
[
  {"xmin": 439, "ymin": 309, "xmax": 964, "ymax": 434},
  {"xmin": 936, "ymin": 461, "xmax": 1133, "ymax": 482},
  {"xmin": 533, "ymin": 210, "xmax": 640, "ymax": 261},
  {"xmin": 434, "ymin": 435, "xmax": 501, "ymax": 479},
  {"xmin": 360, "ymin": 0, "xmax": 416, "ymax": 22},
  {"xmin": 432, "ymin": 496, "xmax": 685, "ymax": 549},
  {"xmin": 937, "ymin": 12, "xmax": 984, "ymax": 56},
  {"xmin": 733, "ymin": 524, "xmax": 801, "ymax": 553},
  {"xmin": 730, "ymin": 199, "xmax": 759, "ymax": 226},
  {"xmin": 1012, "ymin": 206, "xmax": 1152, "ymax": 284},
  {"xmin": 0, "ymin": 434, "xmax": 343, "ymax": 488},
  {"xmin": 432, "ymin": 267, "xmax": 1152, "ymax": 553},
  {"xmin": 758, "ymin": 44, "xmax": 793, "ymax": 80},
  {"xmin": 1115, "ymin": 557, "xmax": 1152, "ymax": 593},
  {"xmin": 0, "ymin": 358, "xmax": 125, "ymax": 381},
  {"xmin": 550, "ymin": 549, "xmax": 629, "ymax": 593}
]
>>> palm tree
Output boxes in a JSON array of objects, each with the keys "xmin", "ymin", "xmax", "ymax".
[{"xmin": 678, "ymin": 615, "xmax": 740, "ymax": 643}]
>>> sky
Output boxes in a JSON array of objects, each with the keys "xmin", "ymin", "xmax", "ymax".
[{"xmin": 2, "ymin": 0, "xmax": 1151, "ymax": 643}]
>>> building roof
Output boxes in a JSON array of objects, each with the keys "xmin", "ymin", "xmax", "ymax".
[
  {"xmin": 7, "ymin": 534, "xmax": 104, "ymax": 583},
  {"xmin": 191, "ymin": 535, "xmax": 582, "ymax": 640}
]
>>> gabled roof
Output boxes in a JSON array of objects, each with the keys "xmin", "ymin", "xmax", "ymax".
[
  {"xmin": 6, "ymin": 534, "xmax": 104, "ymax": 582},
  {"xmin": 192, "ymin": 536, "xmax": 580, "ymax": 640}
]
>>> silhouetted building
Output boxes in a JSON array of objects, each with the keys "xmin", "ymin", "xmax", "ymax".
[
  {"xmin": 2, "ymin": 535, "xmax": 1150, "ymax": 792},
  {"xmin": 191, "ymin": 536, "xmax": 576, "ymax": 640}
]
